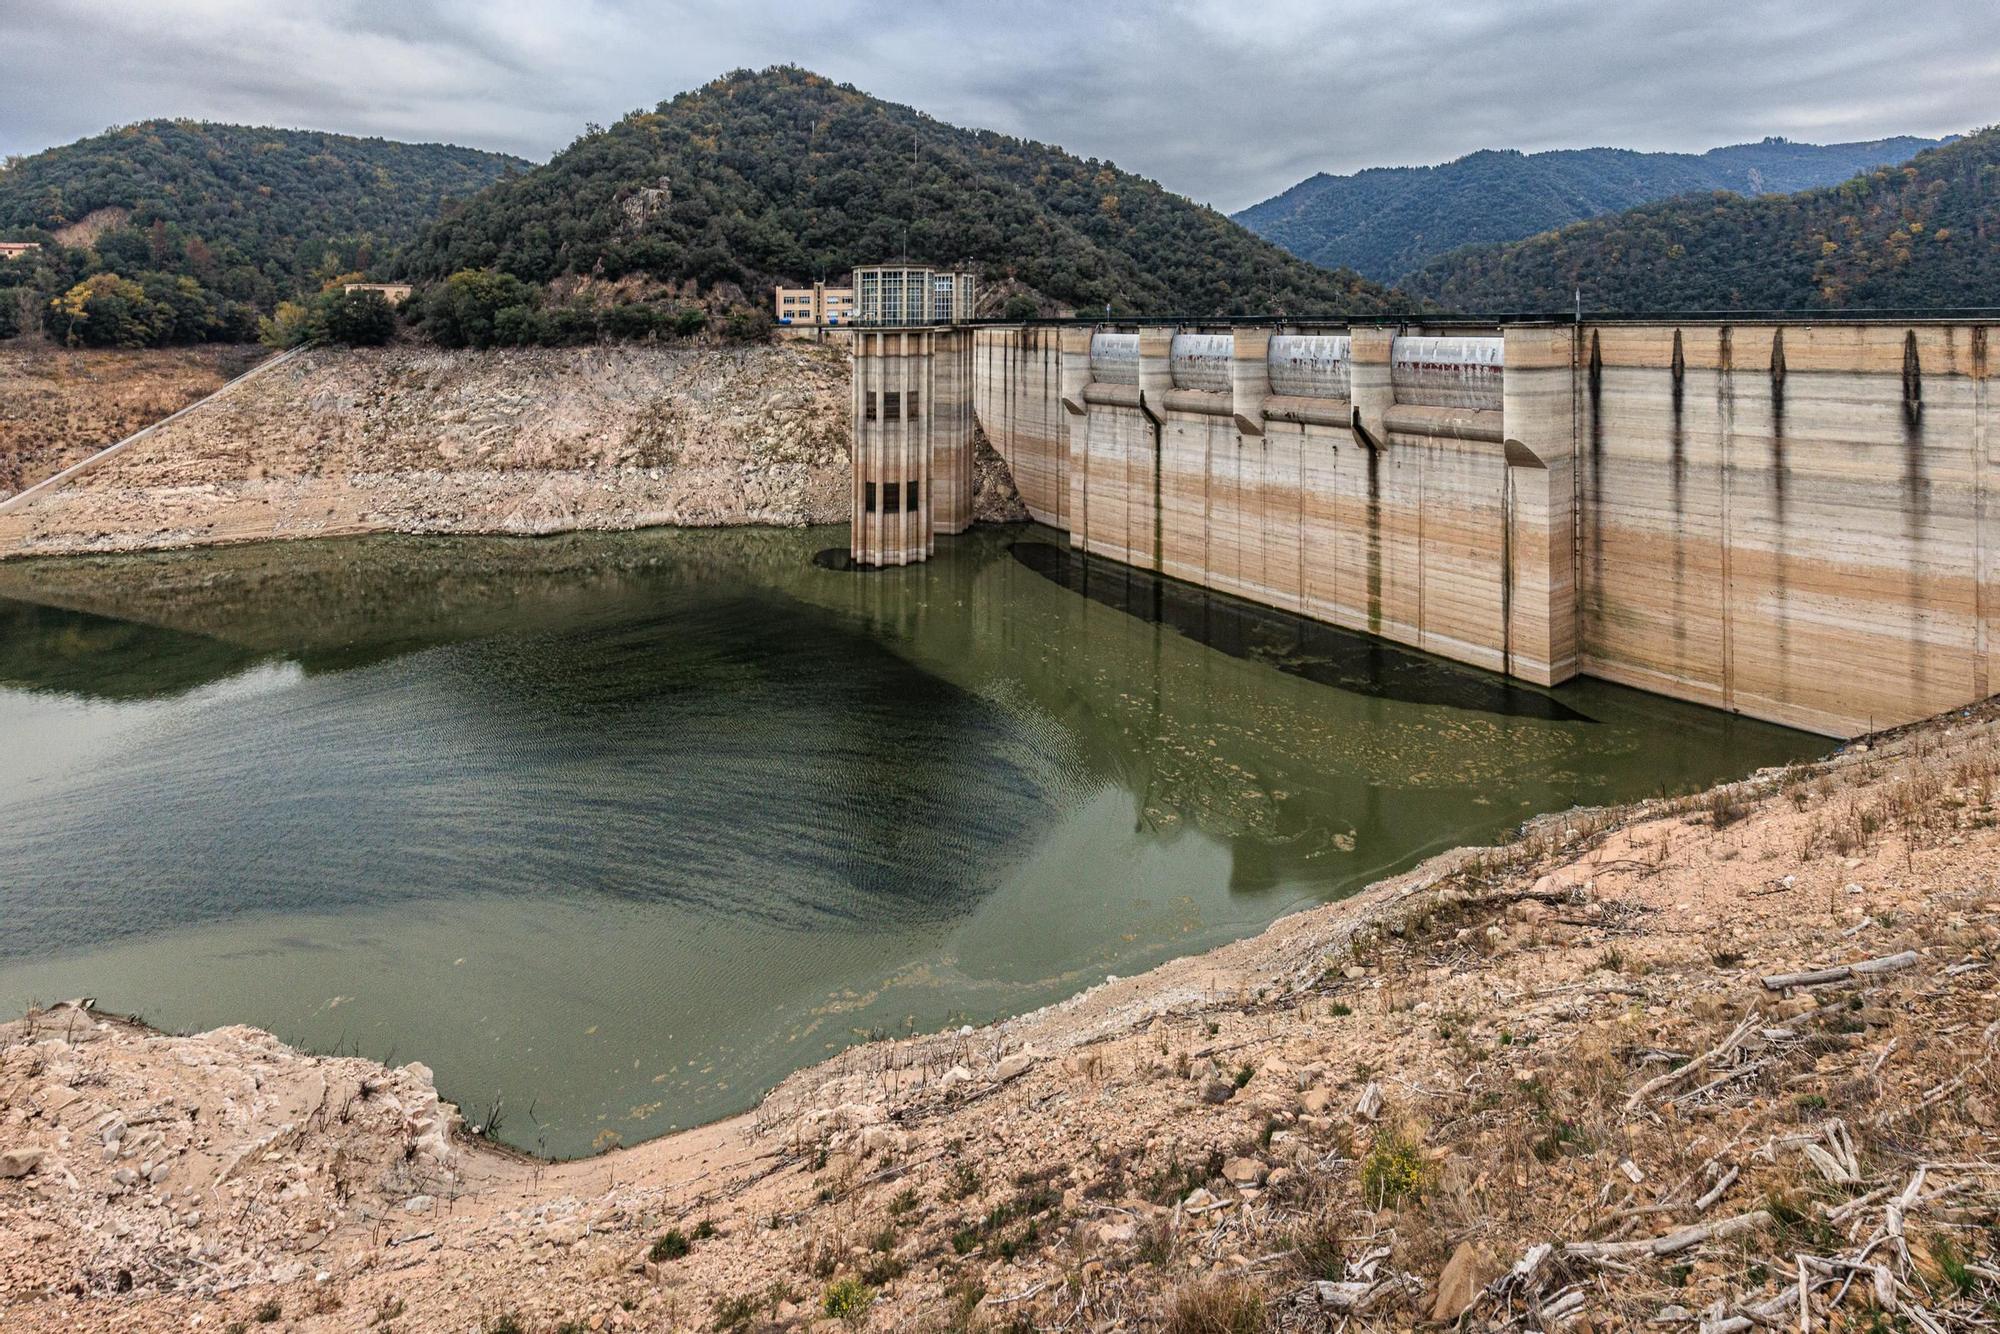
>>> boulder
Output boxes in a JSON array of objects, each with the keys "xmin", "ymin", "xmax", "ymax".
[
  {"xmin": 858, "ymin": 1124, "xmax": 907, "ymax": 1158},
  {"xmin": 1221, "ymin": 1157, "xmax": 1268, "ymax": 1188},
  {"xmin": 1432, "ymin": 1241, "xmax": 1496, "ymax": 1323},
  {"xmin": 0, "ymin": 1147, "xmax": 46, "ymax": 1178},
  {"xmin": 995, "ymin": 1049, "xmax": 1038, "ymax": 1082}
]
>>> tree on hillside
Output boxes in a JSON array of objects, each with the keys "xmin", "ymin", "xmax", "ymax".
[
  {"xmin": 396, "ymin": 66, "xmax": 1407, "ymax": 320},
  {"xmin": 0, "ymin": 120, "xmax": 527, "ymax": 342},
  {"xmin": 411, "ymin": 269, "xmax": 536, "ymax": 348},
  {"xmin": 313, "ymin": 289, "xmax": 398, "ymax": 345}
]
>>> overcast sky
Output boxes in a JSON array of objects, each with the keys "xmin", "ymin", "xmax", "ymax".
[{"xmin": 2, "ymin": 0, "xmax": 1995, "ymax": 213}]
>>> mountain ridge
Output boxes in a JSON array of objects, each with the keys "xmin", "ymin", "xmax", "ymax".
[
  {"xmin": 1401, "ymin": 128, "xmax": 2000, "ymax": 313},
  {"xmin": 397, "ymin": 66, "xmax": 1408, "ymax": 319},
  {"xmin": 1235, "ymin": 134, "xmax": 1945, "ymax": 285}
]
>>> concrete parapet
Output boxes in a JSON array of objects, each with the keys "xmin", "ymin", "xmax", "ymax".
[
  {"xmin": 1230, "ymin": 328, "xmax": 1270, "ymax": 436},
  {"xmin": 1348, "ymin": 327, "xmax": 1395, "ymax": 450}
]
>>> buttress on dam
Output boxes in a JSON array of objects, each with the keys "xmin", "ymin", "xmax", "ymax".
[{"xmin": 851, "ymin": 318, "xmax": 2000, "ymax": 738}]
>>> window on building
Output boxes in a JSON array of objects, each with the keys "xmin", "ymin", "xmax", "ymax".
[
  {"xmin": 884, "ymin": 481, "xmax": 901, "ymax": 514},
  {"xmin": 905, "ymin": 480, "xmax": 920, "ymax": 512},
  {"xmin": 864, "ymin": 392, "xmax": 879, "ymax": 422},
  {"xmin": 883, "ymin": 390, "xmax": 901, "ymax": 420},
  {"xmin": 864, "ymin": 481, "xmax": 877, "ymax": 512},
  {"xmin": 906, "ymin": 391, "xmax": 920, "ymax": 419}
]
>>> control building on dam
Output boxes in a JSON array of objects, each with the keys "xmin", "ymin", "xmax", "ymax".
[{"xmin": 850, "ymin": 317, "xmax": 1998, "ymax": 739}]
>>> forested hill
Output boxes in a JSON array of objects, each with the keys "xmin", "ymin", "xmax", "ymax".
[
  {"xmin": 1401, "ymin": 129, "xmax": 1999, "ymax": 313},
  {"xmin": 1235, "ymin": 135, "xmax": 1942, "ymax": 285},
  {"xmin": 397, "ymin": 66, "xmax": 1404, "ymax": 318},
  {"xmin": 0, "ymin": 121, "xmax": 527, "ymax": 312}
]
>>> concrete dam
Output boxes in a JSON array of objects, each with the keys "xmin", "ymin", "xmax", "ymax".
[{"xmin": 852, "ymin": 319, "xmax": 1998, "ymax": 738}]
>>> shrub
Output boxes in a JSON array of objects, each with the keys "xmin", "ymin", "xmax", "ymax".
[
  {"xmin": 1164, "ymin": 1280, "xmax": 1264, "ymax": 1334},
  {"xmin": 822, "ymin": 1277, "xmax": 875, "ymax": 1321},
  {"xmin": 649, "ymin": 1228, "xmax": 691, "ymax": 1261},
  {"xmin": 1360, "ymin": 1127, "xmax": 1430, "ymax": 1206},
  {"xmin": 603, "ymin": 301, "xmax": 666, "ymax": 340},
  {"xmin": 415, "ymin": 268, "xmax": 535, "ymax": 348},
  {"xmin": 311, "ymin": 288, "xmax": 398, "ymax": 345},
  {"xmin": 1290, "ymin": 1213, "xmax": 1345, "ymax": 1281},
  {"xmin": 711, "ymin": 1292, "xmax": 758, "ymax": 1331}
]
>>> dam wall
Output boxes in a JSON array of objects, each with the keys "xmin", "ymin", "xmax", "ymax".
[
  {"xmin": 1578, "ymin": 323, "xmax": 1992, "ymax": 736},
  {"xmin": 967, "ymin": 320, "xmax": 1998, "ymax": 737}
]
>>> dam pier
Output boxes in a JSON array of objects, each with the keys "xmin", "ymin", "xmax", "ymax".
[{"xmin": 854, "ymin": 317, "xmax": 1998, "ymax": 738}]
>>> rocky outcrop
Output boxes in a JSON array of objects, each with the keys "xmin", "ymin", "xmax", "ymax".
[
  {"xmin": 970, "ymin": 429, "xmax": 1031, "ymax": 524},
  {"xmin": 0, "ymin": 342, "xmax": 853, "ymax": 557},
  {"xmin": 0, "ymin": 1004, "xmax": 461, "ymax": 1312}
]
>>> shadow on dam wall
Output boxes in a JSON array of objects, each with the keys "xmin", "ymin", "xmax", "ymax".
[{"xmin": 1008, "ymin": 539, "xmax": 1593, "ymax": 723}]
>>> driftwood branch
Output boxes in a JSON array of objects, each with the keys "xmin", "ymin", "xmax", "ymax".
[
  {"xmin": 1564, "ymin": 1207, "xmax": 1771, "ymax": 1260},
  {"xmin": 1624, "ymin": 1013, "xmax": 1760, "ymax": 1112},
  {"xmin": 1761, "ymin": 951, "xmax": 1918, "ymax": 991}
]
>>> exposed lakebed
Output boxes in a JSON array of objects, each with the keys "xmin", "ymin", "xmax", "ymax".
[{"xmin": 0, "ymin": 525, "xmax": 1821, "ymax": 1156}]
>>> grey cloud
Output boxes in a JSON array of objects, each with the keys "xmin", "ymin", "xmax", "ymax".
[{"xmin": 0, "ymin": 0, "xmax": 1993, "ymax": 210}]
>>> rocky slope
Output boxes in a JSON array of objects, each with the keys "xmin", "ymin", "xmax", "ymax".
[
  {"xmin": 0, "ymin": 342, "xmax": 853, "ymax": 556},
  {"xmin": 0, "ymin": 344, "xmax": 264, "ymax": 498},
  {"xmin": 3, "ymin": 700, "xmax": 1996, "ymax": 1331}
]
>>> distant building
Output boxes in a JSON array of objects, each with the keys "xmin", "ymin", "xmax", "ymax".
[
  {"xmin": 774, "ymin": 281, "xmax": 855, "ymax": 326},
  {"xmin": 342, "ymin": 282, "xmax": 413, "ymax": 305},
  {"xmin": 852, "ymin": 265, "xmax": 977, "ymax": 326},
  {"xmin": 0, "ymin": 242, "xmax": 41, "ymax": 262}
]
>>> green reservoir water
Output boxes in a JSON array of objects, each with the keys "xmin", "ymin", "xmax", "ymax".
[{"xmin": 0, "ymin": 525, "xmax": 1823, "ymax": 1156}]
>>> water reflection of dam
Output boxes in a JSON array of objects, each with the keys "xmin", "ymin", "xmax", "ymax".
[
  {"xmin": 0, "ymin": 527, "xmax": 1816, "ymax": 941},
  {"xmin": 858, "ymin": 318, "xmax": 2000, "ymax": 738}
]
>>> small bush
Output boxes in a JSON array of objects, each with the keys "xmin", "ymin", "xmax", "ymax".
[
  {"xmin": 650, "ymin": 1228, "xmax": 691, "ymax": 1261},
  {"xmin": 1360, "ymin": 1127, "xmax": 1430, "ymax": 1207},
  {"xmin": 822, "ymin": 1277, "xmax": 875, "ymax": 1321},
  {"xmin": 252, "ymin": 1299, "xmax": 283, "ymax": 1324},
  {"xmin": 946, "ymin": 1162, "xmax": 981, "ymax": 1200},
  {"xmin": 692, "ymin": 1218, "xmax": 718, "ymax": 1241},
  {"xmin": 1165, "ymin": 1280, "xmax": 1264, "ymax": 1334},
  {"xmin": 712, "ymin": 1292, "xmax": 758, "ymax": 1331},
  {"xmin": 1291, "ymin": 1213, "xmax": 1345, "ymax": 1281}
]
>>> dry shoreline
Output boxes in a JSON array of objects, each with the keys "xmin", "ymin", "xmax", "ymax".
[
  {"xmin": 3, "ymin": 698, "xmax": 1997, "ymax": 1330},
  {"xmin": 0, "ymin": 343, "xmax": 856, "ymax": 559}
]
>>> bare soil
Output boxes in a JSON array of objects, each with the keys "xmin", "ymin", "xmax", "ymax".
[
  {"xmin": 0, "ymin": 344, "xmax": 264, "ymax": 498},
  {"xmin": 3, "ymin": 699, "xmax": 1996, "ymax": 1331},
  {"xmin": 0, "ymin": 343, "xmax": 855, "ymax": 557}
]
